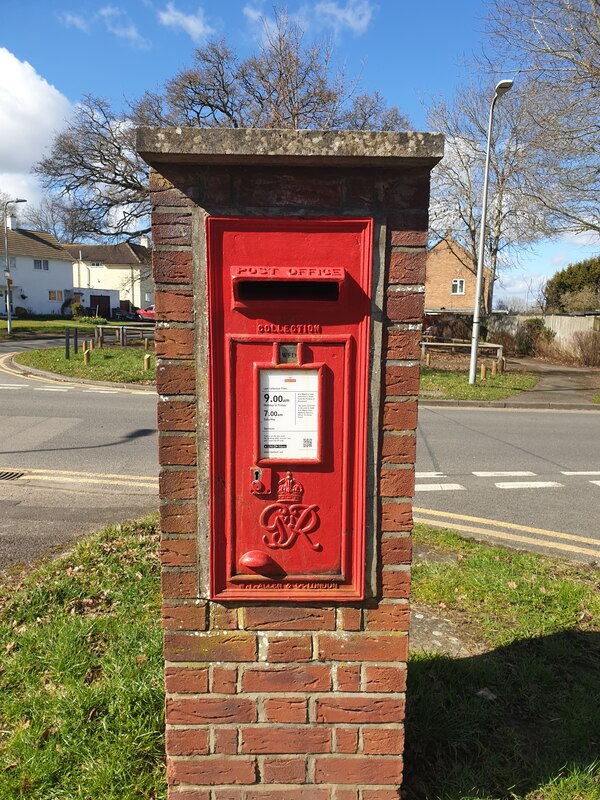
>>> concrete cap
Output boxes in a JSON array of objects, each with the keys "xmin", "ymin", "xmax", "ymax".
[{"xmin": 137, "ymin": 127, "xmax": 444, "ymax": 168}]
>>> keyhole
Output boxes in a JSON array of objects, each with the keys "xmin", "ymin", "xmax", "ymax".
[{"xmin": 253, "ymin": 469, "xmax": 262, "ymax": 482}]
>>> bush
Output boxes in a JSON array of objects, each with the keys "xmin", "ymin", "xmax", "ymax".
[
  {"xmin": 77, "ymin": 315, "xmax": 107, "ymax": 325},
  {"xmin": 13, "ymin": 306, "xmax": 29, "ymax": 319},
  {"xmin": 572, "ymin": 330, "xmax": 600, "ymax": 366},
  {"xmin": 71, "ymin": 301, "xmax": 83, "ymax": 318},
  {"xmin": 515, "ymin": 318, "xmax": 555, "ymax": 356}
]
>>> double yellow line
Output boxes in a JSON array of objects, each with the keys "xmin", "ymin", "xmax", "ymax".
[
  {"xmin": 0, "ymin": 468, "xmax": 158, "ymax": 491},
  {"xmin": 414, "ymin": 507, "xmax": 600, "ymax": 558}
]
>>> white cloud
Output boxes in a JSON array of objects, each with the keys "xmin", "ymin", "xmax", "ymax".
[
  {"xmin": 0, "ymin": 49, "xmax": 72, "ymax": 204},
  {"xmin": 99, "ymin": 6, "xmax": 151, "ymax": 49},
  {"xmin": 59, "ymin": 12, "xmax": 90, "ymax": 33},
  {"xmin": 313, "ymin": 0, "xmax": 374, "ymax": 35},
  {"xmin": 158, "ymin": 3, "xmax": 215, "ymax": 42}
]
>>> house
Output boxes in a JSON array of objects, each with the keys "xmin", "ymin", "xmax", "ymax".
[
  {"xmin": 64, "ymin": 239, "xmax": 153, "ymax": 315},
  {"xmin": 425, "ymin": 238, "xmax": 490, "ymax": 314},
  {"xmin": 0, "ymin": 217, "xmax": 75, "ymax": 316}
]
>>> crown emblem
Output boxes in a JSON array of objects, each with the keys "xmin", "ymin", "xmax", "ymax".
[{"xmin": 276, "ymin": 472, "xmax": 304, "ymax": 504}]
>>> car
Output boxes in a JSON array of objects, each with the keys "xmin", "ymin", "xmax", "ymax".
[
  {"xmin": 136, "ymin": 305, "xmax": 155, "ymax": 321},
  {"xmin": 111, "ymin": 308, "xmax": 139, "ymax": 321}
]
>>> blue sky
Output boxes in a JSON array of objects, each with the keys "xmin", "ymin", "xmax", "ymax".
[{"xmin": 1, "ymin": 0, "xmax": 597, "ymax": 303}]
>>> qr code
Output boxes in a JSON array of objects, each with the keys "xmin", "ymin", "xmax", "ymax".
[{"xmin": 303, "ymin": 437, "xmax": 313, "ymax": 448}]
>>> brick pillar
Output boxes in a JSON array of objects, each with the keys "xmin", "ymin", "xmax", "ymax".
[{"xmin": 139, "ymin": 129, "xmax": 443, "ymax": 799}]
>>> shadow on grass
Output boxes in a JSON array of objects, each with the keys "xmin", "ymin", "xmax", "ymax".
[{"xmin": 404, "ymin": 630, "xmax": 600, "ymax": 800}]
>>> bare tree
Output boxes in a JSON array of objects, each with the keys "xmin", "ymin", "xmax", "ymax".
[
  {"xmin": 427, "ymin": 80, "xmax": 549, "ymax": 311},
  {"xmin": 485, "ymin": 0, "xmax": 600, "ymax": 235},
  {"xmin": 21, "ymin": 195, "xmax": 92, "ymax": 242}
]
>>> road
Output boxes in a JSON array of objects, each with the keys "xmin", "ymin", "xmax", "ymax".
[
  {"xmin": 0, "ymin": 348, "xmax": 158, "ymax": 571},
  {"xmin": 416, "ymin": 405, "xmax": 600, "ymax": 561}
]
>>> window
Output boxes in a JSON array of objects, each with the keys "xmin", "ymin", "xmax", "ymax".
[
  {"xmin": 49, "ymin": 290, "xmax": 63, "ymax": 301},
  {"xmin": 3, "ymin": 257, "xmax": 16, "ymax": 269},
  {"xmin": 90, "ymin": 261, "xmax": 103, "ymax": 267},
  {"xmin": 451, "ymin": 278, "xmax": 465, "ymax": 295},
  {"xmin": 34, "ymin": 259, "xmax": 49, "ymax": 270},
  {"xmin": 144, "ymin": 292, "xmax": 153, "ymax": 304}
]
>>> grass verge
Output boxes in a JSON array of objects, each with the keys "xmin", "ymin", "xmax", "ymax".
[
  {"xmin": 0, "ymin": 319, "xmax": 105, "ymax": 336},
  {"xmin": 420, "ymin": 367, "xmax": 538, "ymax": 401},
  {"xmin": 14, "ymin": 346, "xmax": 156, "ymax": 385},
  {"xmin": 0, "ymin": 519, "xmax": 597, "ymax": 799},
  {"xmin": 405, "ymin": 524, "xmax": 600, "ymax": 800},
  {"xmin": 0, "ymin": 517, "xmax": 165, "ymax": 799},
  {"xmin": 593, "ymin": 392, "xmax": 600, "ymax": 405}
]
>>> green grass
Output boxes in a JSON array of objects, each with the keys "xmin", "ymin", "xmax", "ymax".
[
  {"xmin": 420, "ymin": 367, "xmax": 538, "ymax": 401},
  {"xmin": 1, "ymin": 519, "xmax": 598, "ymax": 799},
  {"xmin": 14, "ymin": 347, "xmax": 156, "ymax": 384},
  {"xmin": 0, "ymin": 318, "xmax": 106, "ymax": 336},
  {"xmin": 405, "ymin": 524, "xmax": 600, "ymax": 800},
  {"xmin": 593, "ymin": 393, "xmax": 600, "ymax": 405},
  {"xmin": 0, "ymin": 518, "xmax": 165, "ymax": 800}
]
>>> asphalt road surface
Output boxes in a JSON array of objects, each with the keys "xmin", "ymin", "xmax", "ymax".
[
  {"xmin": 0, "ymin": 348, "xmax": 158, "ymax": 571},
  {"xmin": 416, "ymin": 405, "xmax": 600, "ymax": 561}
]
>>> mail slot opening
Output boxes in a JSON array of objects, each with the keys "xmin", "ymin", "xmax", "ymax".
[{"xmin": 237, "ymin": 279, "xmax": 339, "ymax": 302}]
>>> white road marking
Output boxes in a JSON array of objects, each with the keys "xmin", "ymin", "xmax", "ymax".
[
  {"xmin": 415, "ymin": 483, "xmax": 466, "ymax": 492},
  {"xmin": 0, "ymin": 385, "xmax": 24, "ymax": 390},
  {"xmin": 0, "ymin": 383, "xmax": 28, "ymax": 387},
  {"xmin": 34, "ymin": 387, "xmax": 69, "ymax": 392},
  {"xmin": 590, "ymin": 481, "xmax": 600, "ymax": 487},
  {"xmin": 415, "ymin": 472, "xmax": 446, "ymax": 478},
  {"xmin": 495, "ymin": 481, "xmax": 563, "ymax": 489},
  {"xmin": 83, "ymin": 389, "xmax": 119, "ymax": 394},
  {"xmin": 561, "ymin": 471, "xmax": 600, "ymax": 476},
  {"xmin": 473, "ymin": 471, "xmax": 536, "ymax": 477}
]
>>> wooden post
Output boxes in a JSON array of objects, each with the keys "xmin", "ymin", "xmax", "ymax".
[
  {"xmin": 83, "ymin": 349, "xmax": 90, "ymax": 365},
  {"xmin": 480, "ymin": 363, "xmax": 486, "ymax": 381},
  {"xmin": 73, "ymin": 328, "xmax": 78, "ymax": 354},
  {"xmin": 425, "ymin": 352, "xmax": 431, "ymax": 367},
  {"xmin": 144, "ymin": 336, "xmax": 149, "ymax": 352},
  {"xmin": 144, "ymin": 353, "xmax": 151, "ymax": 371},
  {"xmin": 65, "ymin": 328, "xmax": 70, "ymax": 360},
  {"xmin": 491, "ymin": 361, "xmax": 497, "ymax": 376},
  {"xmin": 99, "ymin": 328, "xmax": 104, "ymax": 348}
]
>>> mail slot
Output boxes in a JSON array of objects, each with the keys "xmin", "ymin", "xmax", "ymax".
[{"xmin": 207, "ymin": 217, "xmax": 372, "ymax": 600}]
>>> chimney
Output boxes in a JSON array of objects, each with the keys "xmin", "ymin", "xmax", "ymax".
[
  {"xmin": 139, "ymin": 234, "xmax": 149, "ymax": 248},
  {"xmin": 6, "ymin": 214, "xmax": 18, "ymax": 231}
]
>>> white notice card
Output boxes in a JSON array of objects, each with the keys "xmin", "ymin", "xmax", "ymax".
[{"xmin": 259, "ymin": 369, "xmax": 319, "ymax": 460}]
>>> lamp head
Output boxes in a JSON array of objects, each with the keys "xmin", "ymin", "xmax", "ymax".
[{"xmin": 495, "ymin": 79, "xmax": 514, "ymax": 97}]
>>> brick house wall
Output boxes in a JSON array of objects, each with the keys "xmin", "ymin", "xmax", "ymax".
[
  {"xmin": 138, "ymin": 129, "xmax": 443, "ymax": 800},
  {"xmin": 425, "ymin": 238, "xmax": 489, "ymax": 313}
]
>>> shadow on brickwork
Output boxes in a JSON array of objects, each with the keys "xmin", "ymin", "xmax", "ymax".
[{"xmin": 403, "ymin": 630, "xmax": 600, "ymax": 799}]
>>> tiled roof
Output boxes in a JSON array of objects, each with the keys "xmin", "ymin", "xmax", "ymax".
[
  {"xmin": 63, "ymin": 242, "xmax": 151, "ymax": 266},
  {"xmin": 0, "ymin": 228, "xmax": 74, "ymax": 261}
]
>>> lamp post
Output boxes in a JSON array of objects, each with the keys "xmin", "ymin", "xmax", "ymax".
[
  {"xmin": 3, "ymin": 198, "xmax": 27, "ymax": 335},
  {"xmin": 468, "ymin": 79, "xmax": 513, "ymax": 384}
]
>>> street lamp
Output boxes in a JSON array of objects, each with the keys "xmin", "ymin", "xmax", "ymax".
[
  {"xmin": 468, "ymin": 79, "xmax": 513, "ymax": 384},
  {"xmin": 2, "ymin": 198, "xmax": 27, "ymax": 335}
]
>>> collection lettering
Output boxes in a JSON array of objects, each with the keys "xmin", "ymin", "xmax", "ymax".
[
  {"xmin": 240, "ymin": 582, "xmax": 338, "ymax": 590},
  {"xmin": 257, "ymin": 323, "xmax": 322, "ymax": 333}
]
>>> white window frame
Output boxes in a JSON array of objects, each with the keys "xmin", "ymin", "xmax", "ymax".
[
  {"xmin": 34, "ymin": 259, "xmax": 49, "ymax": 271},
  {"xmin": 451, "ymin": 278, "xmax": 465, "ymax": 295},
  {"xmin": 48, "ymin": 290, "xmax": 63, "ymax": 301}
]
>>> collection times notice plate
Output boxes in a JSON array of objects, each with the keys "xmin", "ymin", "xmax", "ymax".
[{"xmin": 259, "ymin": 369, "xmax": 319, "ymax": 460}]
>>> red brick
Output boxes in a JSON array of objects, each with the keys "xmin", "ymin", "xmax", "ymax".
[
  {"xmin": 170, "ymin": 789, "xmax": 211, "ymax": 800},
  {"xmin": 383, "ymin": 400, "xmax": 418, "ymax": 431},
  {"xmin": 362, "ymin": 790, "xmax": 402, "ymax": 800},
  {"xmin": 243, "ymin": 606, "xmax": 335, "ymax": 631},
  {"xmin": 382, "ymin": 569, "xmax": 411, "ymax": 598},
  {"xmin": 159, "ymin": 434, "xmax": 197, "ymax": 467},
  {"xmin": 158, "ymin": 400, "xmax": 196, "ymax": 431},
  {"xmin": 166, "ymin": 727, "xmax": 209, "ymax": 755},
  {"xmin": 362, "ymin": 727, "xmax": 405, "ymax": 755},
  {"xmin": 214, "ymin": 727, "xmax": 238, "ymax": 754},
  {"xmin": 211, "ymin": 665, "xmax": 237, "ymax": 693},
  {"xmin": 241, "ymin": 726, "xmax": 331, "ymax": 754},
  {"xmin": 150, "ymin": 171, "xmax": 195, "ymax": 207},
  {"xmin": 164, "ymin": 666, "xmax": 209, "ymax": 693},
  {"xmin": 385, "ymin": 365, "xmax": 420, "ymax": 396},
  {"xmin": 383, "ymin": 169, "xmax": 430, "ymax": 208},
  {"xmin": 365, "ymin": 605, "xmax": 410, "ymax": 633},
  {"xmin": 334, "ymin": 790, "xmax": 359, "ymax": 800},
  {"xmin": 381, "ymin": 503, "xmax": 413, "ymax": 532},
  {"xmin": 244, "ymin": 790, "xmax": 329, "ymax": 800},
  {"xmin": 161, "ymin": 569, "xmax": 197, "ymax": 599},
  {"xmin": 264, "ymin": 697, "xmax": 307, "ymax": 722},
  {"xmin": 211, "ymin": 604, "xmax": 238, "ymax": 630},
  {"xmin": 155, "ymin": 289, "xmax": 193, "ymax": 324},
  {"xmin": 262, "ymin": 757, "xmax": 306, "ymax": 784},
  {"xmin": 315, "ymin": 696, "xmax": 405, "ymax": 724},
  {"xmin": 155, "ymin": 327, "xmax": 194, "ymax": 359},
  {"xmin": 266, "ymin": 635, "xmax": 312, "ymax": 663},
  {"xmin": 314, "ymin": 755, "xmax": 404, "ymax": 784},
  {"xmin": 336, "ymin": 665, "xmax": 361, "ymax": 692},
  {"xmin": 388, "ymin": 249, "xmax": 426, "ymax": 284},
  {"xmin": 152, "ymin": 211, "xmax": 192, "ymax": 247},
  {"xmin": 241, "ymin": 665, "xmax": 331, "ymax": 693},
  {"xmin": 338, "ymin": 607, "xmax": 362, "ymax": 631},
  {"xmin": 386, "ymin": 292, "xmax": 424, "ymax": 323},
  {"xmin": 162, "ymin": 602, "xmax": 207, "ymax": 631},
  {"xmin": 210, "ymin": 791, "xmax": 242, "ymax": 800},
  {"xmin": 381, "ymin": 433, "xmax": 416, "ymax": 464},
  {"xmin": 161, "ymin": 504, "xmax": 197, "ymax": 534},
  {"xmin": 156, "ymin": 363, "xmax": 196, "ymax": 396},
  {"xmin": 164, "ymin": 632, "xmax": 257, "ymax": 662},
  {"xmin": 380, "ymin": 469, "xmax": 415, "ymax": 498},
  {"xmin": 382, "ymin": 537, "xmax": 412, "ymax": 565},
  {"xmin": 319, "ymin": 633, "xmax": 408, "ymax": 662},
  {"xmin": 238, "ymin": 173, "xmax": 340, "ymax": 208},
  {"xmin": 387, "ymin": 211, "xmax": 428, "ymax": 247},
  {"xmin": 386, "ymin": 330, "xmax": 421, "ymax": 361},
  {"xmin": 335, "ymin": 727, "xmax": 358, "ymax": 753},
  {"xmin": 167, "ymin": 756, "xmax": 256, "ymax": 786},
  {"xmin": 364, "ymin": 666, "xmax": 407, "ymax": 693},
  {"xmin": 160, "ymin": 469, "xmax": 197, "ymax": 500},
  {"xmin": 166, "ymin": 697, "xmax": 256, "ymax": 724},
  {"xmin": 153, "ymin": 249, "xmax": 193, "ymax": 283},
  {"xmin": 160, "ymin": 537, "xmax": 196, "ymax": 567}
]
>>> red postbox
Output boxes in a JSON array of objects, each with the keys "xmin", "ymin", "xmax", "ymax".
[{"xmin": 208, "ymin": 217, "xmax": 373, "ymax": 600}]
